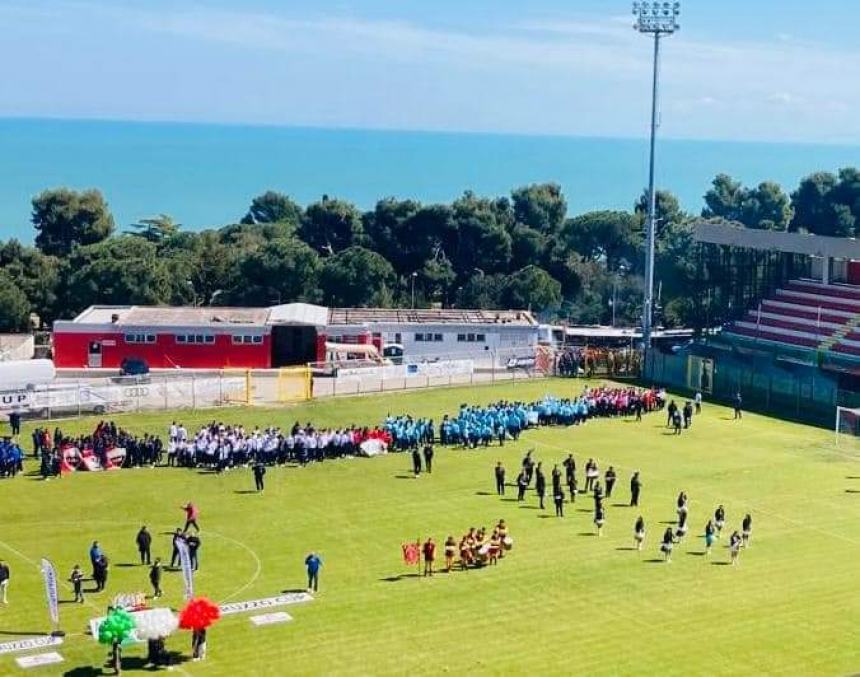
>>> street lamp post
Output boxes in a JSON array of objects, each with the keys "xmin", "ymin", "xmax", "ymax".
[
  {"xmin": 633, "ymin": 1, "xmax": 680, "ymax": 354},
  {"xmin": 411, "ymin": 272, "xmax": 418, "ymax": 310}
]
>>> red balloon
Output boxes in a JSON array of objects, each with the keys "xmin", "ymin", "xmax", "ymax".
[{"xmin": 178, "ymin": 597, "xmax": 221, "ymax": 631}]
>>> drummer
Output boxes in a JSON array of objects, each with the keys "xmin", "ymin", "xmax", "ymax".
[
  {"xmin": 488, "ymin": 530, "xmax": 501, "ymax": 566},
  {"xmin": 496, "ymin": 520, "xmax": 509, "ymax": 558},
  {"xmin": 444, "ymin": 535, "xmax": 457, "ymax": 572},
  {"xmin": 459, "ymin": 536, "xmax": 472, "ymax": 569}
]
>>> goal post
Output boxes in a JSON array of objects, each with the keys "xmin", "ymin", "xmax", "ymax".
[{"xmin": 835, "ymin": 406, "xmax": 860, "ymax": 449}]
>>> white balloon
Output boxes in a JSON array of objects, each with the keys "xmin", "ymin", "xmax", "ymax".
[{"xmin": 134, "ymin": 608, "xmax": 179, "ymax": 640}]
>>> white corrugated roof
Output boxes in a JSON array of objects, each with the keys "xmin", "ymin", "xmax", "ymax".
[{"xmin": 267, "ymin": 303, "xmax": 329, "ymax": 326}]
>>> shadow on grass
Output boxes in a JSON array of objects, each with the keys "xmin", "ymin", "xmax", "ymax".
[
  {"xmin": 280, "ymin": 588, "xmax": 307, "ymax": 594},
  {"xmin": 393, "ymin": 475, "xmax": 416, "ymax": 480},
  {"xmin": 643, "ymin": 558, "xmax": 665, "ymax": 563},
  {"xmin": 845, "ymin": 489, "xmax": 860, "ymax": 494},
  {"xmin": 233, "ymin": 490, "xmax": 258, "ymax": 494},
  {"xmin": 612, "ymin": 503, "xmax": 629, "ymax": 508},
  {"xmin": 500, "ymin": 498, "xmax": 519, "ymax": 503},
  {"xmin": 577, "ymin": 508, "xmax": 591, "ymax": 513},
  {"xmin": 0, "ymin": 630, "xmax": 48, "ymax": 636},
  {"xmin": 659, "ymin": 520, "xmax": 677, "ymax": 525},
  {"xmin": 537, "ymin": 514, "xmax": 555, "ymax": 519},
  {"xmin": 379, "ymin": 573, "xmax": 421, "ymax": 583},
  {"xmin": 474, "ymin": 491, "xmax": 493, "ymax": 496},
  {"xmin": 578, "ymin": 532, "xmax": 596, "ymax": 537},
  {"xmin": 845, "ymin": 476, "xmax": 860, "ymax": 480},
  {"xmin": 686, "ymin": 551, "xmax": 707, "ymax": 557},
  {"xmin": 615, "ymin": 546, "xmax": 637, "ymax": 551},
  {"xmin": 711, "ymin": 561, "xmax": 731, "ymax": 566},
  {"xmin": 519, "ymin": 505, "xmax": 540, "ymax": 510}
]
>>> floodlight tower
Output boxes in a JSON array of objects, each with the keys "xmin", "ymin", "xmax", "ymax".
[{"xmin": 633, "ymin": 1, "xmax": 680, "ymax": 353}]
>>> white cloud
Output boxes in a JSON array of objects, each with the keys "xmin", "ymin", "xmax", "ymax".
[{"xmin": 4, "ymin": 1, "xmax": 860, "ymax": 142}]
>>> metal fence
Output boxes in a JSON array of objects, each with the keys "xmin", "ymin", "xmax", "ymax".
[
  {"xmin": 644, "ymin": 347, "xmax": 860, "ymax": 428},
  {"xmin": 6, "ymin": 354, "xmax": 553, "ymax": 421}
]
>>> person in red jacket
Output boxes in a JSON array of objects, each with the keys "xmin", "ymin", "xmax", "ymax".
[
  {"xmin": 182, "ymin": 502, "xmax": 200, "ymax": 533},
  {"xmin": 422, "ymin": 538, "xmax": 436, "ymax": 577}
]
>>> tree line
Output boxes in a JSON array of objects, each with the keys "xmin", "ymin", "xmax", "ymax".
[{"xmin": 0, "ymin": 167, "xmax": 856, "ymax": 333}]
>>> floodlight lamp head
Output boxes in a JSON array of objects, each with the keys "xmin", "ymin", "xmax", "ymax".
[{"xmin": 633, "ymin": 0, "xmax": 680, "ymax": 34}]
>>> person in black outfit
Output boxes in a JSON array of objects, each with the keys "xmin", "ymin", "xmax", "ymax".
[
  {"xmin": 136, "ymin": 526, "xmax": 152, "ymax": 565},
  {"xmin": 605, "ymin": 467, "xmax": 617, "ymax": 498},
  {"xmin": 8, "ymin": 411, "xmax": 21, "ymax": 437},
  {"xmin": 733, "ymin": 392, "xmax": 743, "ymax": 420},
  {"xmin": 423, "ymin": 445, "xmax": 434, "ymax": 474},
  {"xmin": 149, "ymin": 558, "xmax": 163, "ymax": 598},
  {"xmin": 522, "ymin": 450, "xmax": 534, "ymax": 484},
  {"xmin": 494, "ymin": 462, "xmax": 505, "ymax": 496},
  {"xmin": 170, "ymin": 529, "xmax": 184, "ymax": 568},
  {"xmin": 630, "ymin": 471, "xmax": 641, "ymax": 507},
  {"xmin": 253, "ymin": 461, "xmax": 266, "ymax": 492},
  {"xmin": 534, "ymin": 462, "xmax": 546, "ymax": 509},
  {"xmin": 553, "ymin": 486, "xmax": 564, "ymax": 517},
  {"xmin": 683, "ymin": 401, "xmax": 693, "ymax": 429},
  {"xmin": 93, "ymin": 555, "xmax": 108, "ymax": 592},
  {"xmin": 411, "ymin": 447, "xmax": 422, "ymax": 477},
  {"xmin": 551, "ymin": 464, "xmax": 562, "ymax": 496},
  {"xmin": 186, "ymin": 534, "xmax": 201, "ymax": 571},
  {"xmin": 666, "ymin": 400, "xmax": 678, "ymax": 427},
  {"xmin": 516, "ymin": 469, "xmax": 528, "ymax": 501}
]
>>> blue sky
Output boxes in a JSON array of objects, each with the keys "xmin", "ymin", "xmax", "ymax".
[{"xmin": 1, "ymin": 0, "xmax": 858, "ymax": 143}]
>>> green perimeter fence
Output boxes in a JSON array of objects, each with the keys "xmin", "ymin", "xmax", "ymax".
[{"xmin": 644, "ymin": 346, "xmax": 860, "ymax": 428}]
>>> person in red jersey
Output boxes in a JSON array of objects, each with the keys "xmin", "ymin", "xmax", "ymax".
[{"xmin": 422, "ymin": 537, "xmax": 436, "ymax": 577}]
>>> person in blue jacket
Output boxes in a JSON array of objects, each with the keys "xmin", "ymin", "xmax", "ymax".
[{"xmin": 305, "ymin": 552, "xmax": 323, "ymax": 593}]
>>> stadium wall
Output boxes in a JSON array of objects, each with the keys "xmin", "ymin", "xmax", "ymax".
[{"xmin": 644, "ymin": 346, "xmax": 860, "ymax": 427}]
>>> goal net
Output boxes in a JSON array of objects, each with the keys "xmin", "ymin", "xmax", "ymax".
[{"xmin": 835, "ymin": 406, "xmax": 860, "ymax": 450}]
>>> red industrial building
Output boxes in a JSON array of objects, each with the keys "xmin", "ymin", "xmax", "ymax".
[{"xmin": 52, "ymin": 304, "xmax": 539, "ymax": 369}]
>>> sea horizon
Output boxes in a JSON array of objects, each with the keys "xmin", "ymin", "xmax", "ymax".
[{"xmin": 2, "ymin": 116, "xmax": 860, "ymax": 242}]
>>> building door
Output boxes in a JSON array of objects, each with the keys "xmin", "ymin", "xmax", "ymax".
[
  {"xmin": 88, "ymin": 341, "xmax": 102, "ymax": 368},
  {"xmin": 271, "ymin": 326, "xmax": 318, "ymax": 367}
]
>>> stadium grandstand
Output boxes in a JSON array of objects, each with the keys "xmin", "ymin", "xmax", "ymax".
[{"xmin": 646, "ymin": 222, "xmax": 860, "ymax": 426}]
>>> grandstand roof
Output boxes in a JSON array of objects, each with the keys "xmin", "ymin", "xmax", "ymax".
[{"xmin": 693, "ymin": 222, "xmax": 860, "ymax": 259}]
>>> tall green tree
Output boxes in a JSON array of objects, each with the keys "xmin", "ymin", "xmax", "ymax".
[
  {"xmin": 129, "ymin": 214, "xmax": 180, "ymax": 245},
  {"xmin": 319, "ymin": 246, "xmax": 396, "ymax": 307},
  {"xmin": 61, "ymin": 236, "xmax": 174, "ymax": 315},
  {"xmin": 741, "ymin": 181, "xmax": 792, "ymax": 230},
  {"xmin": 449, "ymin": 192, "xmax": 513, "ymax": 274},
  {"xmin": 503, "ymin": 265, "xmax": 562, "ymax": 312},
  {"xmin": 703, "ymin": 173, "xmax": 746, "ymax": 222},
  {"xmin": 230, "ymin": 238, "xmax": 321, "ymax": 306},
  {"xmin": 32, "ymin": 188, "xmax": 115, "ymax": 256},
  {"xmin": 300, "ymin": 196, "xmax": 365, "ymax": 253},
  {"xmin": 0, "ymin": 240, "xmax": 60, "ymax": 322},
  {"xmin": 0, "ymin": 270, "xmax": 31, "ymax": 332},
  {"xmin": 241, "ymin": 191, "xmax": 303, "ymax": 227},
  {"xmin": 362, "ymin": 198, "xmax": 423, "ymax": 271},
  {"xmin": 511, "ymin": 183, "xmax": 567, "ymax": 234},
  {"xmin": 562, "ymin": 210, "xmax": 640, "ymax": 271},
  {"xmin": 790, "ymin": 171, "xmax": 838, "ymax": 233}
]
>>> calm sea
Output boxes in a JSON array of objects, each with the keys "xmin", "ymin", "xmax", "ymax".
[{"xmin": 1, "ymin": 117, "xmax": 860, "ymax": 241}]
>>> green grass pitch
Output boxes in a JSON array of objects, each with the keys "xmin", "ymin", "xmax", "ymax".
[{"xmin": 1, "ymin": 378, "xmax": 858, "ymax": 675}]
